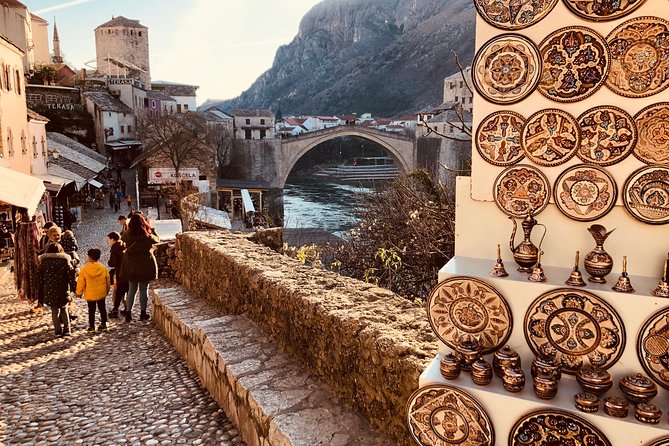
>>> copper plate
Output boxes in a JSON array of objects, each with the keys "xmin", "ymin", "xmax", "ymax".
[
  {"xmin": 638, "ymin": 307, "xmax": 669, "ymax": 390},
  {"xmin": 554, "ymin": 164, "xmax": 617, "ymax": 222},
  {"xmin": 623, "ymin": 165, "xmax": 669, "ymax": 224},
  {"xmin": 509, "ymin": 409, "xmax": 611, "ymax": 446},
  {"xmin": 522, "ymin": 109, "xmax": 580, "ymax": 167},
  {"xmin": 646, "ymin": 439, "xmax": 669, "ymax": 446},
  {"xmin": 406, "ymin": 385, "xmax": 494, "ymax": 446},
  {"xmin": 525, "ymin": 288, "xmax": 625, "ymax": 374},
  {"xmin": 577, "ymin": 105, "xmax": 636, "ymax": 166},
  {"xmin": 538, "ymin": 26, "xmax": 610, "ymax": 102},
  {"xmin": 474, "ymin": 0, "xmax": 558, "ymax": 30},
  {"xmin": 476, "ymin": 111, "xmax": 526, "ymax": 166},
  {"xmin": 473, "ymin": 34, "xmax": 542, "ymax": 105},
  {"xmin": 606, "ymin": 17, "xmax": 669, "ymax": 98},
  {"xmin": 563, "ymin": 0, "xmax": 647, "ymax": 22},
  {"xmin": 634, "ymin": 102, "xmax": 669, "ymax": 165},
  {"xmin": 493, "ymin": 164, "xmax": 551, "ymax": 218},
  {"xmin": 427, "ymin": 276, "xmax": 512, "ymax": 354}
]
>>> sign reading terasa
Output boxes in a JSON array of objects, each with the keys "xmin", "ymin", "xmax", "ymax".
[{"xmin": 148, "ymin": 168, "xmax": 199, "ymax": 184}]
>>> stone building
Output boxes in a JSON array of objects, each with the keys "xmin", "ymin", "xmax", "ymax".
[
  {"xmin": 95, "ymin": 16, "xmax": 150, "ymax": 86},
  {"xmin": 151, "ymin": 81, "xmax": 197, "ymax": 114},
  {"xmin": 442, "ymin": 66, "xmax": 472, "ymax": 113},
  {"xmin": 233, "ymin": 109, "xmax": 274, "ymax": 140},
  {"xmin": 0, "ymin": 0, "xmax": 50, "ymax": 73},
  {"xmin": 83, "ymin": 91, "xmax": 140, "ymax": 161},
  {"xmin": 30, "ymin": 13, "xmax": 50, "ymax": 66},
  {"xmin": 146, "ymin": 89, "xmax": 177, "ymax": 118}
]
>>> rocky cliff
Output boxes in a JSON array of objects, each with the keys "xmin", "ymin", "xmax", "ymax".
[{"xmin": 207, "ymin": 0, "xmax": 475, "ymax": 117}]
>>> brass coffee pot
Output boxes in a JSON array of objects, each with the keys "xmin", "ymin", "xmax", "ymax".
[{"xmin": 509, "ymin": 212, "xmax": 546, "ymax": 273}]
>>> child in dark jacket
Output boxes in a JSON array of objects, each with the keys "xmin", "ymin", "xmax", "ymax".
[
  {"xmin": 37, "ymin": 243, "xmax": 76, "ymax": 336},
  {"xmin": 60, "ymin": 230, "xmax": 81, "ymax": 269},
  {"xmin": 107, "ymin": 232, "xmax": 128, "ymax": 318}
]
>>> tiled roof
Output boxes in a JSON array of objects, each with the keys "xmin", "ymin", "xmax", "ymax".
[
  {"xmin": 316, "ymin": 116, "xmax": 338, "ymax": 121},
  {"xmin": 152, "ymin": 81, "xmax": 198, "ymax": 97},
  {"xmin": 84, "ymin": 91, "xmax": 133, "ymax": 113},
  {"xmin": 188, "ymin": 111, "xmax": 230, "ymax": 123},
  {"xmin": 336, "ymin": 115, "xmax": 357, "ymax": 121},
  {"xmin": 375, "ymin": 119, "xmax": 392, "ymax": 125},
  {"xmin": 27, "ymin": 108, "xmax": 49, "ymax": 123},
  {"xmin": 47, "ymin": 132, "xmax": 107, "ymax": 164},
  {"xmin": 147, "ymin": 90, "xmax": 176, "ymax": 101},
  {"xmin": 51, "ymin": 157, "xmax": 97, "ymax": 181},
  {"xmin": 396, "ymin": 114, "xmax": 418, "ymax": 121},
  {"xmin": 234, "ymin": 108, "xmax": 274, "ymax": 118},
  {"xmin": 48, "ymin": 135, "xmax": 107, "ymax": 174},
  {"xmin": 284, "ymin": 117, "xmax": 306, "ymax": 126},
  {"xmin": 427, "ymin": 109, "xmax": 472, "ymax": 123},
  {"xmin": 96, "ymin": 16, "xmax": 147, "ymax": 29}
]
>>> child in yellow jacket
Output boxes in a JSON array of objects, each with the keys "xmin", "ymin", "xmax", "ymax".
[{"xmin": 76, "ymin": 248, "xmax": 111, "ymax": 332}]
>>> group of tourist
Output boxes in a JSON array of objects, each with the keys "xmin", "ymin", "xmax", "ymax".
[{"xmin": 34, "ymin": 211, "xmax": 160, "ymax": 336}]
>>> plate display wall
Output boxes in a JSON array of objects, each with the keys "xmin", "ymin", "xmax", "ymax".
[
  {"xmin": 634, "ymin": 102, "xmax": 669, "ymax": 165},
  {"xmin": 509, "ymin": 409, "xmax": 611, "ymax": 446},
  {"xmin": 493, "ymin": 165, "xmax": 551, "ymax": 218},
  {"xmin": 406, "ymin": 385, "xmax": 494, "ymax": 446},
  {"xmin": 554, "ymin": 164, "xmax": 617, "ymax": 221},
  {"xmin": 638, "ymin": 307, "xmax": 669, "ymax": 390},
  {"xmin": 521, "ymin": 109, "xmax": 580, "ymax": 167},
  {"xmin": 577, "ymin": 105, "xmax": 636, "ymax": 166},
  {"xmin": 475, "ymin": 111, "xmax": 525, "ymax": 166},
  {"xmin": 562, "ymin": 0, "xmax": 647, "ymax": 21},
  {"xmin": 474, "ymin": 0, "xmax": 558, "ymax": 30},
  {"xmin": 538, "ymin": 26, "xmax": 610, "ymax": 102},
  {"xmin": 623, "ymin": 165, "xmax": 669, "ymax": 224},
  {"xmin": 473, "ymin": 34, "xmax": 542, "ymax": 105}
]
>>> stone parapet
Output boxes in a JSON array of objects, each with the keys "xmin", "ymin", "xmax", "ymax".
[{"xmin": 173, "ymin": 231, "xmax": 438, "ymax": 445}]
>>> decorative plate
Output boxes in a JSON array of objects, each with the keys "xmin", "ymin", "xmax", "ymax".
[
  {"xmin": 473, "ymin": 34, "xmax": 542, "ymax": 105},
  {"xmin": 427, "ymin": 276, "xmax": 512, "ymax": 354},
  {"xmin": 638, "ymin": 307, "xmax": 669, "ymax": 391},
  {"xmin": 475, "ymin": 111, "xmax": 526, "ymax": 166},
  {"xmin": 577, "ymin": 105, "xmax": 636, "ymax": 166},
  {"xmin": 406, "ymin": 385, "xmax": 494, "ymax": 446},
  {"xmin": 538, "ymin": 27, "xmax": 610, "ymax": 102},
  {"xmin": 563, "ymin": 0, "xmax": 647, "ymax": 22},
  {"xmin": 623, "ymin": 165, "xmax": 669, "ymax": 224},
  {"xmin": 554, "ymin": 164, "xmax": 617, "ymax": 222},
  {"xmin": 474, "ymin": 0, "xmax": 558, "ymax": 30},
  {"xmin": 524, "ymin": 288, "xmax": 625, "ymax": 374},
  {"xmin": 634, "ymin": 103, "xmax": 669, "ymax": 165},
  {"xmin": 493, "ymin": 165, "xmax": 551, "ymax": 218},
  {"xmin": 645, "ymin": 439, "xmax": 669, "ymax": 446},
  {"xmin": 509, "ymin": 409, "xmax": 611, "ymax": 446},
  {"xmin": 606, "ymin": 17, "xmax": 669, "ymax": 98},
  {"xmin": 521, "ymin": 109, "xmax": 580, "ymax": 167}
]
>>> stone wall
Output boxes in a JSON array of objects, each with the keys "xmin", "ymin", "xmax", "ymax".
[{"xmin": 173, "ymin": 231, "xmax": 438, "ymax": 445}]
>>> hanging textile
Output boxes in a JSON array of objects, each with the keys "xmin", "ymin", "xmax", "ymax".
[{"xmin": 13, "ymin": 221, "xmax": 41, "ymax": 301}]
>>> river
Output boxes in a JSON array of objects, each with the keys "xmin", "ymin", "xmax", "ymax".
[{"xmin": 283, "ymin": 177, "xmax": 375, "ymax": 237}]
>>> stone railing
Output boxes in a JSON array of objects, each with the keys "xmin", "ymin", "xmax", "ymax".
[{"xmin": 172, "ymin": 231, "xmax": 438, "ymax": 445}]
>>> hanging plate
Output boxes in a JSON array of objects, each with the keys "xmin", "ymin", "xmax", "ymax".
[
  {"xmin": 475, "ymin": 111, "xmax": 526, "ymax": 166},
  {"xmin": 638, "ymin": 307, "xmax": 669, "ymax": 391},
  {"xmin": 493, "ymin": 165, "xmax": 551, "ymax": 218},
  {"xmin": 554, "ymin": 164, "xmax": 617, "ymax": 222},
  {"xmin": 509, "ymin": 409, "xmax": 611, "ymax": 446},
  {"xmin": 563, "ymin": 0, "xmax": 647, "ymax": 22},
  {"xmin": 474, "ymin": 0, "xmax": 558, "ymax": 30},
  {"xmin": 623, "ymin": 165, "xmax": 669, "ymax": 225},
  {"xmin": 521, "ymin": 109, "xmax": 580, "ymax": 167},
  {"xmin": 577, "ymin": 105, "xmax": 636, "ymax": 166},
  {"xmin": 634, "ymin": 102, "xmax": 669, "ymax": 165}
]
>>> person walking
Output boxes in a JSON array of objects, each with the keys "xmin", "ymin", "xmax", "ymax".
[
  {"xmin": 126, "ymin": 194, "xmax": 132, "ymax": 210},
  {"xmin": 120, "ymin": 213, "xmax": 159, "ymax": 322},
  {"xmin": 37, "ymin": 243, "xmax": 76, "ymax": 337},
  {"xmin": 76, "ymin": 248, "xmax": 111, "ymax": 333},
  {"xmin": 107, "ymin": 232, "xmax": 128, "ymax": 319},
  {"xmin": 108, "ymin": 191, "xmax": 115, "ymax": 210}
]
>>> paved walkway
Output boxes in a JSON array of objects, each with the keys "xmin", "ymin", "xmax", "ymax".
[{"xmin": 0, "ymin": 193, "xmax": 245, "ymax": 445}]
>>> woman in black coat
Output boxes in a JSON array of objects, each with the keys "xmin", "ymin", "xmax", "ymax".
[
  {"xmin": 37, "ymin": 243, "xmax": 76, "ymax": 336},
  {"xmin": 120, "ymin": 213, "xmax": 159, "ymax": 322}
]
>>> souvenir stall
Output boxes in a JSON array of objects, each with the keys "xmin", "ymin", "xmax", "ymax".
[{"xmin": 408, "ymin": 2, "xmax": 669, "ymax": 445}]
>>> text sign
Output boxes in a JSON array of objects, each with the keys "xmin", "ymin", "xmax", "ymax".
[{"xmin": 148, "ymin": 168, "xmax": 199, "ymax": 184}]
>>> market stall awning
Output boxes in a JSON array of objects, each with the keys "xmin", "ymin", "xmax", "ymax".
[
  {"xmin": 87, "ymin": 179, "xmax": 103, "ymax": 188},
  {"xmin": 35, "ymin": 174, "xmax": 74, "ymax": 194},
  {"xmin": 0, "ymin": 166, "xmax": 46, "ymax": 217},
  {"xmin": 47, "ymin": 164, "xmax": 87, "ymax": 189}
]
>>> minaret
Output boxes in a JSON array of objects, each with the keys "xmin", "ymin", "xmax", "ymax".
[{"xmin": 52, "ymin": 19, "xmax": 63, "ymax": 64}]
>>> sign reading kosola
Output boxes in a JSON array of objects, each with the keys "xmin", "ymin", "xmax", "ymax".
[{"xmin": 148, "ymin": 168, "xmax": 199, "ymax": 184}]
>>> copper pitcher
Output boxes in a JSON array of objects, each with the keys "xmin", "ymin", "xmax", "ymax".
[
  {"xmin": 509, "ymin": 212, "xmax": 546, "ymax": 273},
  {"xmin": 584, "ymin": 224, "xmax": 615, "ymax": 283}
]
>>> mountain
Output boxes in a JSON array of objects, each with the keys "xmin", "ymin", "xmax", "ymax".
[{"xmin": 205, "ymin": 0, "xmax": 475, "ymax": 117}]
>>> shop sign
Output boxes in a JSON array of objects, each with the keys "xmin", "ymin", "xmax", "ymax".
[{"xmin": 148, "ymin": 168, "xmax": 199, "ymax": 184}]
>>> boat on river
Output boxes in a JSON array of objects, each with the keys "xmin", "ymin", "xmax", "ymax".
[{"xmin": 313, "ymin": 156, "xmax": 399, "ymax": 181}]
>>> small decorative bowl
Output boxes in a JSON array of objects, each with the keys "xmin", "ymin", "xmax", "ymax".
[
  {"xmin": 574, "ymin": 392, "xmax": 599, "ymax": 413},
  {"xmin": 502, "ymin": 367, "xmax": 525, "ymax": 393},
  {"xmin": 603, "ymin": 396, "xmax": 629, "ymax": 418},
  {"xmin": 440, "ymin": 353, "xmax": 461, "ymax": 380},
  {"xmin": 471, "ymin": 357, "xmax": 493, "ymax": 386},
  {"xmin": 493, "ymin": 345, "xmax": 521, "ymax": 378},
  {"xmin": 619, "ymin": 373, "xmax": 658, "ymax": 404},
  {"xmin": 455, "ymin": 339, "xmax": 481, "ymax": 372},
  {"xmin": 533, "ymin": 374, "xmax": 559, "ymax": 400},
  {"xmin": 531, "ymin": 353, "xmax": 561, "ymax": 381},
  {"xmin": 576, "ymin": 366, "xmax": 612, "ymax": 396},
  {"xmin": 635, "ymin": 402, "xmax": 662, "ymax": 424}
]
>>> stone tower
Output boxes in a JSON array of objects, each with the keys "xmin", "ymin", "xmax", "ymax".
[
  {"xmin": 52, "ymin": 19, "xmax": 63, "ymax": 64},
  {"xmin": 94, "ymin": 16, "xmax": 150, "ymax": 85}
]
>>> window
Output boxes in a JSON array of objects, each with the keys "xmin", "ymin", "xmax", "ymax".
[
  {"xmin": 128, "ymin": 125, "xmax": 132, "ymax": 133},
  {"xmin": 139, "ymin": 31, "xmax": 142, "ymax": 37},
  {"xmin": 20, "ymin": 131, "xmax": 26, "ymax": 155},
  {"xmin": 260, "ymin": 118, "xmax": 265, "ymax": 125},
  {"xmin": 469, "ymin": 97, "xmax": 473, "ymax": 104},
  {"xmin": 152, "ymin": 100, "xmax": 156, "ymax": 108},
  {"xmin": 7, "ymin": 129, "xmax": 13, "ymax": 158},
  {"xmin": 109, "ymin": 112, "xmax": 112, "ymax": 117},
  {"xmin": 244, "ymin": 129, "xmax": 252, "ymax": 139},
  {"xmin": 260, "ymin": 129, "xmax": 266, "ymax": 139},
  {"xmin": 120, "ymin": 125, "xmax": 125, "ymax": 134},
  {"xmin": 184, "ymin": 104, "xmax": 188, "ymax": 111},
  {"xmin": 32, "ymin": 136, "xmax": 37, "ymax": 158},
  {"xmin": 455, "ymin": 96, "xmax": 458, "ymax": 101},
  {"xmin": 15, "ymin": 70, "xmax": 21, "ymax": 95},
  {"xmin": 177, "ymin": 104, "xmax": 182, "ymax": 113},
  {"xmin": 245, "ymin": 118, "xmax": 251, "ymax": 125},
  {"xmin": 41, "ymin": 137, "xmax": 46, "ymax": 157}
]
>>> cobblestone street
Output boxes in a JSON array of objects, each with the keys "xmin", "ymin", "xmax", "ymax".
[{"xmin": 0, "ymin": 199, "xmax": 246, "ymax": 445}]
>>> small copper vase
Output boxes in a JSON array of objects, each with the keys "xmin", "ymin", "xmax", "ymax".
[
  {"xmin": 439, "ymin": 353, "xmax": 461, "ymax": 380},
  {"xmin": 533, "ymin": 375, "xmax": 559, "ymax": 400},
  {"xmin": 493, "ymin": 345, "xmax": 521, "ymax": 378},
  {"xmin": 531, "ymin": 353, "xmax": 561, "ymax": 381},
  {"xmin": 584, "ymin": 224, "xmax": 615, "ymax": 283},
  {"xmin": 502, "ymin": 367, "xmax": 525, "ymax": 393},
  {"xmin": 471, "ymin": 357, "xmax": 493, "ymax": 386},
  {"xmin": 455, "ymin": 339, "xmax": 480, "ymax": 372}
]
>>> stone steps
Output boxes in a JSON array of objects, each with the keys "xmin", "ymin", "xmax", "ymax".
[{"xmin": 150, "ymin": 283, "xmax": 393, "ymax": 446}]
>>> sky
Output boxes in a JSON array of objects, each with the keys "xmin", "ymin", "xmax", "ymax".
[{"xmin": 21, "ymin": 0, "xmax": 322, "ymax": 105}]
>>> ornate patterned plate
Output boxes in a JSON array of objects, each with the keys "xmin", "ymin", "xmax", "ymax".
[
  {"xmin": 509, "ymin": 409, "xmax": 611, "ymax": 446},
  {"xmin": 577, "ymin": 105, "xmax": 636, "ymax": 166},
  {"xmin": 623, "ymin": 165, "xmax": 669, "ymax": 224},
  {"xmin": 634, "ymin": 103, "xmax": 669, "ymax": 165},
  {"xmin": 646, "ymin": 439, "xmax": 669, "ymax": 446},
  {"xmin": 521, "ymin": 109, "xmax": 580, "ymax": 167},
  {"xmin": 473, "ymin": 34, "xmax": 542, "ymax": 105},
  {"xmin": 427, "ymin": 276, "xmax": 512, "ymax": 354},
  {"xmin": 563, "ymin": 0, "xmax": 647, "ymax": 22},
  {"xmin": 475, "ymin": 111, "xmax": 525, "ymax": 166},
  {"xmin": 538, "ymin": 27, "xmax": 610, "ymax": 102},
  {"xmin": 606, "ymin": 17, "xmax": 669, "ymax": 98},
  {"xmin": 474, "ymin": 0, "xmax": 558, "ymax": 30},
  {"xmin": 638, "ymin": 307, "xmax": 669, "ymax": 391},
  {"xmin": 493, "ymin": 165, "xmax": 551, "ymax": 218},
  {"xmin": 406, "ymin": 385, "xmax": 494, "ymax": 446},
  {"xmin": 524, "ymin": 288, "xmax": 625, "ymax": 373},
  {"xmin": 554, "ymin": 165, "xmax": 617, "ymax": 222}
]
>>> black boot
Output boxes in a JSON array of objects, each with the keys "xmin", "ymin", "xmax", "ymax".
[{"xmin": 139, "ymin": 312, "xmax": 150, "ymax": 321}]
